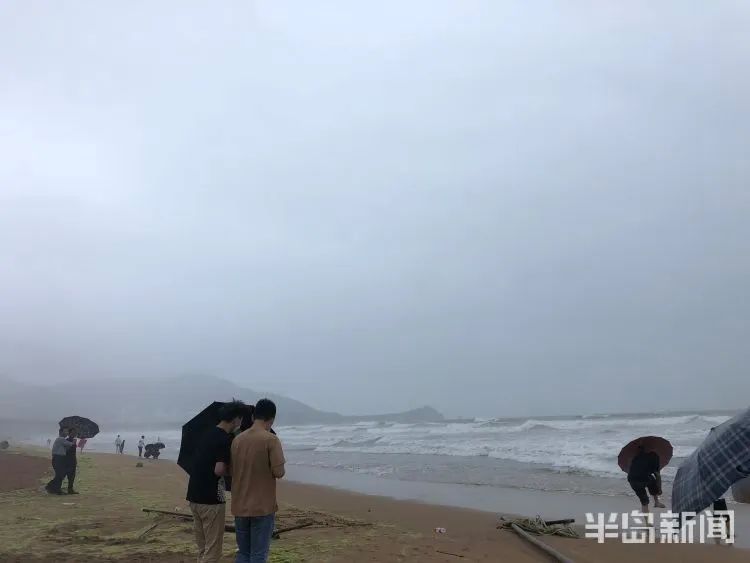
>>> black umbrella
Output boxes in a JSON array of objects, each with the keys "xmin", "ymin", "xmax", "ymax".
[
  {"xmin": 178, "ymin": 402, "xmax": 256, "ymax": 474},
  {"xmin": 144, "ymin": 443, "xmax": 164, "ymax": 459},
  {"xmin": 59, "ymin": 416, "xmax": 100, "ymax": 439},
  {"xmin": 178, "ymin": 402, "xmax": 223, "ymax": 474}
]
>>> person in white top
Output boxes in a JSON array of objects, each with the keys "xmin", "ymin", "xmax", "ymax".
[
  {"xmin": 138, "ymin": 436, "xmax": 145, "ymax": 458},
  {"xmin": 115, "ymin": 434, "xmax": 122, "ymax": 453}
]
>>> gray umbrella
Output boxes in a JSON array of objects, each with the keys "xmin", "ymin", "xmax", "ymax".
[{"xmin": 672, "ymin": 408, "xmax": 750, "ymax": 514}]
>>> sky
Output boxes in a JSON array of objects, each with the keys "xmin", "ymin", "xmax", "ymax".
[{"xmin": 1, "ymin": 2, "xmax": 749, "ymax": 418}]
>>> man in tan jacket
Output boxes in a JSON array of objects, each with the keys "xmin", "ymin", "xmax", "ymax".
[{"xmin": 231, "ymin": 398, "xmax": 285, "ymax": 563}]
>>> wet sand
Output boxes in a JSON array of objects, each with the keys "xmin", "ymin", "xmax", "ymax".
[
  {"xmin": 0, "ymin": 450, "xmax": 49, "ymax": 492},
  {"xmin": 0, "ymin": 448, "xmax": 746, "ymax": 562}
]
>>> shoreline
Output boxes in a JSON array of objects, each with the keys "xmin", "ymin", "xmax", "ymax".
[{"xmin": 283, "ymin": 463, "xmax": 750, "ymax": 549}]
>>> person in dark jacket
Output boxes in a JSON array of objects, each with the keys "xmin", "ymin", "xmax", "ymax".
[
  {"xmin": 627, "ymin": 445, "xmax": 665, "ymax": 512},
  {"xmin": 64, "ymin": 428, "xmax": 79, "ymax": 494},
  {"xmin": 45, "ymin": 428, "xmax": 75, "ymax": 494}
]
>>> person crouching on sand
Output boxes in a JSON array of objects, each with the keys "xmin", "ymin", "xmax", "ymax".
[
  {"xmin": 231, "ymin": 398, "xmax": 286, "ymax": 563},
  {"xmin": 627, "ymin": 445, "xmax": 665, "ymax": 512},
  {"xmin": 186, "ymin": 400, "xmax": 245, "ymax": 563}
]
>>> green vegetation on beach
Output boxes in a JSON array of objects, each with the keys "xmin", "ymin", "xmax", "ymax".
[{"xmin": 0, "ymin": 450, "xmax": 355, "ymax": 562}]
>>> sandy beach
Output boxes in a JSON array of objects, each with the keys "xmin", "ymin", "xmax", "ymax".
[{"xmin": 0, "ymin": 447, "xmax": 746, "ymax": 562}]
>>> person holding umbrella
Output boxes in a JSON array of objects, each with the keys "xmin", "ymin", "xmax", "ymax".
[
  {"xmin": 672, "ymin": 411, "xmax": 750, "ymax": 544},
  {"xmin": 619, "ymin": 435, "xmax": 672, "ymax": 513},
  {"xmin": 185, "ymin": 400, "xmax": 246, "ymax": 563},
  {"xmin": 45, "ymin": 428, "xmax": 76, "ymax": 494},
  {"xmin": 64, "ymin": 428, "xmax": 79, "ymax": 494}
]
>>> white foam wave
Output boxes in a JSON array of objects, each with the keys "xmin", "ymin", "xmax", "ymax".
[{"xmin": 278, "ymin": 411, "xmax": 731, "ymax": 478}]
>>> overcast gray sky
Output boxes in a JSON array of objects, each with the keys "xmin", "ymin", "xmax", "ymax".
[{"xmin": 1, "ymin": 2, "xmax": 749, "ymax": 417}]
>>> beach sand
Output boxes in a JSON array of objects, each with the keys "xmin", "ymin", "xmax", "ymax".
[{"xmin": 0, "ymin": 447, "xmax": 745, "ymax": 562}]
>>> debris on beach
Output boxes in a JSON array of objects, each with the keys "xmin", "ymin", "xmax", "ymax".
[
  {"xmin": 142, "ymin": 505, "xmax": 369, "ymax": 539},
  {"xmin": 497, "ymin": 516, "xmax": 579, "ymax": 539},
  {"xmin": 498, "ymin": 516, "xmax": 578, "ymax": 563}
]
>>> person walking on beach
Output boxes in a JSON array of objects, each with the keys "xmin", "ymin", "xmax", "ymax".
[
  {"xmin": 138, "ymin": 435, "xmax": 145, "ymax": 457},
  {"xmin": 45, "ymin": 428, "xmax": 75, "ymax": 494},
  {"xmin": 186, "ymin": 400, "xmax": 245, "ymax": 563},
  {"xmin": 119, "ymin": 439, "xmax": 126, "ymax": 454},
  {"xmin": 231, "ymin": 398, "xmax": 286, "ymax": 563},
  {"xmin": 115, "ymin": 434, "xmax": 122, "ymax": 453},
  {"xmin": 627, "ymin": 445, "xmax": 665, "ymax": 512},
  {"xmin": 78, "ymin": 437, "xmax": 87, "ymax": 453},
  {"xmin": 64, "ymin": 428, "xmax": 79, "ymax": 494}
]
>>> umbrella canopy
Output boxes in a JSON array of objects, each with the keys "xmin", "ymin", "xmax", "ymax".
[
  {"xmin": 59, "ymin": 416, "xmax": 100, "ymax": 439},
  {"xmin": 618, "ymin": 436, "xmax": 673, "ymax": 473},
  {"xmin": 178, "ymin": 401, "xmax": 223, "ymax": 474},
  {"xmin": 672, "ymin": 408, "xmax": 750, "ymax": 514},
  {"xmin": 178, "ymin": 402, "xmax": 255, "ymax": 474}
]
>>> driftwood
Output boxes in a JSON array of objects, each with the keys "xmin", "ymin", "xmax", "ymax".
[
  {"xmin": 137, "ymin": 521, "xmax": 162, "ymax": 539},
  {"xmin": 543, "ymin": 519, "xmax": 575, "ymax": 526},
  {"xmin": 141, "ymin": 508, "xmax": 313, "ymax": 537},
  {"xmin": 223, "ymin": 521, "xmax": 314, "ymax": 538},
  {"xmin": 436, "ymin": 549, "xmax": 465, "ymax": 558},
  {"xmin": 510, "ymin": 523, "xmax": 576, "ymax": 563},
  {"xmin": 273, "ymin": 522, "xmax": 313, "ymax": 538},
  {"xmin": 142, "ymin": 508, "xmax": 192, "ymax": 520}
]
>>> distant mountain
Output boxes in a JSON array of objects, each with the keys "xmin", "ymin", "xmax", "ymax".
[{"xmin": 0, "ymin": 374, "xmax": 444, "ymax": 427}]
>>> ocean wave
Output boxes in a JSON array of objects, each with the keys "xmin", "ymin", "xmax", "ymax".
[
  {"xmin": 331, "ymin": 436, "xmax": 383, "ymax": 447},
  {"xmin": 276, "ymin": 410, "xmax": 729, "ymax": 480}
]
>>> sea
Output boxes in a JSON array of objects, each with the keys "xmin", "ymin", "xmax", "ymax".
[{"xmin": 41, "ymin": 410, "xmax": 736, "ymax": 501}]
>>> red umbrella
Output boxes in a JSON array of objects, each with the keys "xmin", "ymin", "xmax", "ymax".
[{"xmin": 618, "ymin": 436, "xmax": 673, "ymax": 472}]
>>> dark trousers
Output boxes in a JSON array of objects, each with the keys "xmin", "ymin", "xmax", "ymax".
[
  {"xmin": 46, "ymin": 455, "xmax": 67, "ymax": 492},
  {"xmin": 629, "ymin": 475, "xmax": 661, "ymax": 505},
  {"xmin": 138, "ymin": 446, "xmax": 143, "ymax": 457},
  {"xmin": 64, "ymin": 463, "xmax": 76, "ymax": 492}
]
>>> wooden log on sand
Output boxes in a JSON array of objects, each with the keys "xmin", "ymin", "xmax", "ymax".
[
  {"xmin": 142, "ymin": 508, "xmax": 192, "ymax": 520},
  {"xmin": 141, "ymin": 508, "xmax": 313, "ymax": 537},
  {"xmin": 510, "ymin": 523, "xmax": 576, "ymax": 563}
]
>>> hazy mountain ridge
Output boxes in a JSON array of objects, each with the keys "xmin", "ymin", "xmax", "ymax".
[{"xmin": 0, "ymin": 375, "xmax": 444, "ymax": 426}]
